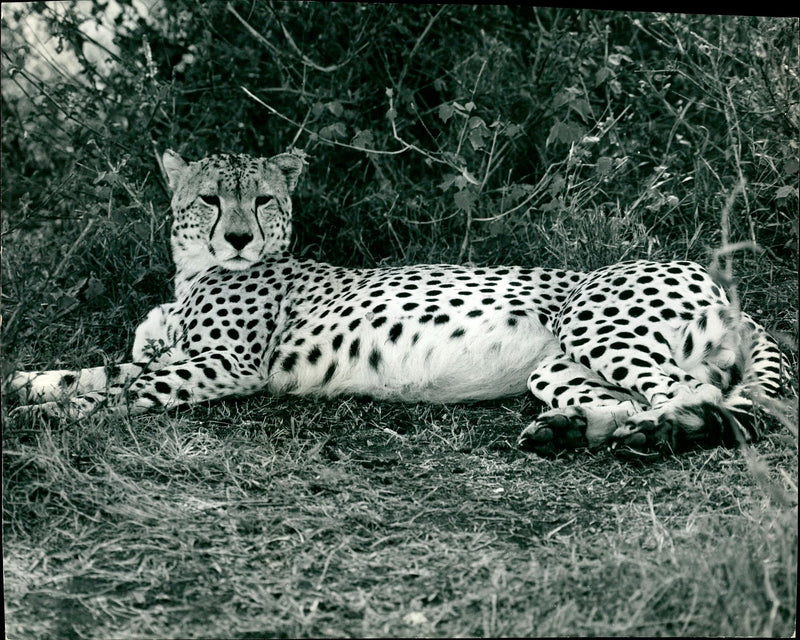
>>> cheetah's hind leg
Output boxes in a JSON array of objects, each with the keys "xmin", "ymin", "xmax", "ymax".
[
  {"xmin": 610, "ymin": 313, "xmax": 793, "ymax": 456},
  {"xmin": 518, "ymin": 354, "xmax": 644, "ymax": 457}
]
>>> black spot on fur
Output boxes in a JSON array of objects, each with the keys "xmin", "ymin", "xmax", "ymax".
[
  {"xmin": 308, "ymin": 346, "xmax": 322, "ymax": 364},
  {"xmin": 368, "ymin": 349, "xmax": 381, "ymax": 370},
  {"xmin": 282, "ymin": 352, "xmax": 298, "ymax": 372},
  {"xmin": 389, "ymin": 323, "xmax": 403, "ymax": 343},
  {"xmin": 322, "ymin": 362, "xmax": 337, "ymax": 385},
  {"xmin": 683, "ymin": 334, "xmax": 694, "ymax": 359},
  {"xmin": 611, "ymin": 367, "xmax": 628, "ymax": 381},
  {"xmin": 155, "ymin": 381, "xmax": 171, "ymax": 395}
]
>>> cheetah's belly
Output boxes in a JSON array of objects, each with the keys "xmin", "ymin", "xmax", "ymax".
[
  {"xmin": 266, "ymin": 313, "xmax": 562, "ymax": 403},
  {"xmin": 246, "ymin": 257, "xmax": 580, "ymax": 403}
]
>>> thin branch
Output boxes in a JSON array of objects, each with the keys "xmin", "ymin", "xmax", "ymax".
[
  {"xmin": 243, "ymin": 84, "xmax": 466, "ymax": 169},
  {"xmin": 226, "ymin": 3, "xmax": 283, "ymax": 58},
  {"xmin": 397, "ymin": 5, "xmax": 449, "ymax": 91},
  {"xmin": 278, "ymin": 21, "xmax": 359, "ymax": 73},
  {"xmin": 231, "ymin": 1, "xmax": 366, "ymax": 73},
  {"xmin": 241, "ymin": 86, "xmax": 409, "ymax": 157},
  {"xmin": 386, "ymin": 90, "xmax": 453, "ymax": 168}
]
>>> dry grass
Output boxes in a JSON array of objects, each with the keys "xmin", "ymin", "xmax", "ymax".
[{"xmin": 3, "ymin": 395, "xmax": 797, "ymax": 638}]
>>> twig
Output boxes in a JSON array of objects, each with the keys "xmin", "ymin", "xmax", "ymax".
[
  {"xmin": 454, "ymin": 59, "xmax": 487, "ymax": 160},
  {"xmin": 471, "ymin": 173, "xmax": 553, "ymax": 223},
  {"xmin": 397, "ymin": 6, "xmax": 449, "ymax": 91},
  {"xmin": 52, "ymin": 218, "xmax": 96, "ymax": 281},
  {"xmin": 278, "ymin": 21, "xmax": 359, "ymax": 73},
  {"xmin": 290, "ymin": 105, "xmax": 313, "ymax": 149},
  {"xmin": 458, "ymin": 119, "xmax": 499, "ymax": 261},
  {"xmin": 226, "ymin": 3, "xmax": 283, "ymax": 58},
  {"xmin": 231, "ymin": 0, "xmax": 365, "ymax": 73},
  {"xmin": 710, "ymin": 177, "xmax": 748, "ymax": 310},
  {"xmin": 315, "ymin": 542, "xmax": 344, "ymax": 590},
  {"xmin": 545, "ymin": 517, "xmax": 576, "ymax": 540},
  {"xmin": 242, "ymin": 85, "xmax": 408, "ymax": 157}
]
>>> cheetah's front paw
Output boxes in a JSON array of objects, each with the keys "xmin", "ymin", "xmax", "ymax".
[
  {"xmin": 8, "ymin": 397, "xmax": 102, "ymax": 422},
  {"xmin": 519, "ymin": 401, "xmax": 641, "ymax": 457},
  {"xmin": 518, "ymin": 407, "xmax": 590, "ymax": 457},
  {"xmin": 9, "ymin": 402, "xmax": 71, "ymax": 423}
]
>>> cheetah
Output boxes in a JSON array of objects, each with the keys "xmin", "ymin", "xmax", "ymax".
[{"xmin": 7, "ymin": 150, "xmax": 792, "ymax": 457}]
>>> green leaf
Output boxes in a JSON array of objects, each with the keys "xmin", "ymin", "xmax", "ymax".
[
  {"xmin": 553, "ymin": 87, "xmax": 581, "ymax": 109},
  {"xmin": 570, "ymin": 99, "xmax": 592, "ymax": 121},
  {"xmin": 311, "ymin": 102, "xmax": 325, "ymax": 117},
  {"xmin": 782, "ymin": 157, "xmax": 798, "ymax": 176},
  {"xmin": 351, "ymin": 129, "xmax": 374, "ymax": 150},
  {"xmin": 439, "ymin": 174, "xmax": 457, "ymax": 191},
  {"xmin": 597, "ymin": 156, "xmax": 613, "ymax": 175},
  {"xmin": 453, "ymin": 172, "xmax": 478, "ymax": 190},
  {"xmin": 507, "ymin": 183, "xmax": 535, "ymax": 203},
  {"xmin": 540, "ymin": 197, "xmax": 562, "ymax": 213},
  {"xmin": 469, "ymin": 128, "xmax": 487, "ymax": 150},
  {"xmin": 594, "ymin": 67, "xmax": 612, "ymax": 87},
  {"xmin": 608, "ymin": 52, "xmax": 632, "ymax": 66},
  {"xmin": 453, "ymin": 187, "xmax": 477, "ymax": 214},
  {"xmin": 546, "ymin": 121, "xmax": 584, "ymax": 146},
  {"xmin": 326, "ymin": 101, "xmax": 343, "ymax": 117},
  {"xmin": 468, "ymin": 117, "xmax": 489, "ymax": 150},
  {"xmin": 438, "ymin": 103, "xmax": 455, "ymax": 123},
  {"xmin": 85, "ymin": 275, "xmax": 106, "ymax": 301},
  {"xmin": 55, "ymin": 292, "xmax": 79, "ymax": 313},
  {"xmin": 319, "ymin": 122, "xmax": 347, "ymax": 140},
  {"xmin": 775, "ymin": 185, "xmax": 796, "ymax": 199},
  {"xmin": 545, "ymin": 122, "xmax": 563, "ymax": 146},
  {"xmin": 548, "ymin": 174, "xmax": 565, "ymax": 196}
]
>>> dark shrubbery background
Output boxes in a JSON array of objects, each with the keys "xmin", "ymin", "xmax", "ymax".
[{"xmin": 2, "ymin": 3, "xmax": 797, "ymax": 366}]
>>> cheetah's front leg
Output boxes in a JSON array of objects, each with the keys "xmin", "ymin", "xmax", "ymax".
[
  {"xmin": 10, "ymin": 350, "xmax": 266, "ymax": 420},
  {"xmin": 8, "ymin": 363, "xmax": 148, "ymax": 405}
]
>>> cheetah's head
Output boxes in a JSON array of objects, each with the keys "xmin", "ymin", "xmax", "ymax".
[{"xmin": 162, "ymin": 150, "xmax": 305, "ymax": 274}]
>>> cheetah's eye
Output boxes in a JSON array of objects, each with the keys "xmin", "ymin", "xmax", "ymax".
[
  {"xmin": 199, "ymin": 195, "xmax": 220, "ymax": 206},
  {"xmin": 255, "ymin": 196, "xmax": 273, "ymax": 208}
]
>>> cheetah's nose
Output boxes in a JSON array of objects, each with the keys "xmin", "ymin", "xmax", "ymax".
[{"xmin": 225, "ymin": 232, "xmax": 254, "ymax": 251}]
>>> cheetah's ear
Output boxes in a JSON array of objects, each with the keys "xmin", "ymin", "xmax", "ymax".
[
  {"xmin": 269, "ymin": 152, "xmax": 306, "ymax": 194},
  {"xmin": 162, "ymin": 149, "xmax": 188, "ymax": 192}
]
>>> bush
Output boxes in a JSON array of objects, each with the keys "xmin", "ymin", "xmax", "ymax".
[{"xmin": 1, "ymin": 4, "xmax": 797, "ymax": 359}]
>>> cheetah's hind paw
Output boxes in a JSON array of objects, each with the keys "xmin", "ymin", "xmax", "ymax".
[{"xmin": 610, "ymin": 401, "xmax": 746, "ymax": 458}]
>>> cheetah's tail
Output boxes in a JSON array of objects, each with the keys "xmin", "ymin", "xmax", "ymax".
[{"xmin": 720, "ymin": 312, "xmax": 794, "ymax": 443}]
